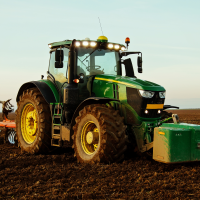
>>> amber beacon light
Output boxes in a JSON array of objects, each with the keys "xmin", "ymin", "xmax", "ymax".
[{"xmin": 125, "ymin": 37, "xmax": 130, "ymax": 49}]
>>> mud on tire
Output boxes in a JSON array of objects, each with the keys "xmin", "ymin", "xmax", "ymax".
[
  {"xmin": 16, "ymin": 88, "xmax": 52, "ymax": 154},
  {"xmin": 72, "ymin": 104, "xmax": 127, "ymax": 164}
]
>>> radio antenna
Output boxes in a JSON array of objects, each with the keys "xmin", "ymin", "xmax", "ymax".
[{"xmin": 98, "ymin": 17, "xmax": 104, "ymax": 36}]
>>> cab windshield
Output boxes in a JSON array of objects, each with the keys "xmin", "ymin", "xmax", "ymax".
[{"xmin": 77, "ymin": 48, "xmax": 121, "ymax": 76}]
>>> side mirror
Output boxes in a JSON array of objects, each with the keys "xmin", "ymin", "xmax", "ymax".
[
  {"xmin": 137, "ymin": 56, "xmax": 142, "ymax": 73},
  {"xmin": 123, "ymin": 58, "xmax": 135, "ymax": 77},
  {"xmin": 55, "ymin": 62, "xmax": 63, "ymax": 68},
  {"xmin": 55, "ymin": 49, "xmax": 64, "ymax": 68},
  {"xmin": 55, "ymin": 50, "xmax": 64, "ymax": 62}
]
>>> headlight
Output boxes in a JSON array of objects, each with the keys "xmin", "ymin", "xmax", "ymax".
[
  {"xmin": 75, "ymin": 42, "xmax": 81, "ymax": 47},
  {"xmin": 108, "ymin": 44, "xmax": 113, "ymax": 48},
  {"xmin": 90, "ymin": 42, "xmax": 97, "ymax": 47},
  {"xmin": 139, "ymin": 90, "xmax": 155, "ymax": 98},
  {"xmin": 114, "ymin": 45, "xmax": 120, "ymax": 49},
  {"xmin": 83, "ymin": 41, "xmax": 89, "ymax": 46},
  {"xmin": 121, "ymin": 46, "xmax": 126, "ymax": 51},
  {"xmin": 159, "ymin": 92, "xmax": 166, "ymax": 98}
]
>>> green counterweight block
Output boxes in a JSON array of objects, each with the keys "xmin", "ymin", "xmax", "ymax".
[{"xmin": 153, "ymin": 123, "xmax": 200, "ymax": 163}]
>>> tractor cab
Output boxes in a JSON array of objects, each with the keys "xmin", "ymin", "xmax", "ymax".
[{"xmin": 48, "ymin": 36, "xmax": 143, "ymax": 102}]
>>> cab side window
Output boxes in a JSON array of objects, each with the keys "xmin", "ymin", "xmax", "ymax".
[{"xmin": 49, "ymin": 48, "xmax": 69, "ymax": 83}]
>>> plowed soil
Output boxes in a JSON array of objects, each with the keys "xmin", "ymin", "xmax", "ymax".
[{"xmin": 0, "ymin": 110, "xmax": 200, "ymax": 200}]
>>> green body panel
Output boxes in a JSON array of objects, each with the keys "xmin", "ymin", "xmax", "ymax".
[
  {"xmin": 153, "ymin": 123, "xmax": 200, "ymax": 163},
  {"xmin": 92, "ymin": 74, "xmax": 165, "ymax": 122},
  {"xmin": 93, "ymin": 80, "xmax": 114, "ymax": 98},
  {"xmin": 93, "ymin": 74, "xmax": 165, "ymax": 92},
  {"xmin": 39, "ymin": 80, "xmax": 60, "ymax": 102}
]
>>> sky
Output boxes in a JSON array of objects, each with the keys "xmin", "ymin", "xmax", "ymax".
[{"xmin": 0, "ymin": 0, "xmax": 200, "ymax": 111}]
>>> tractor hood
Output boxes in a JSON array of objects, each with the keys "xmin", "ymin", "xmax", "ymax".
[{"xmin": 94, "ymin": 74, "xmax": 165, "ymax": 92}]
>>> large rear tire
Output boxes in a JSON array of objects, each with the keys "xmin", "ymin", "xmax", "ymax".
[
  {"xmin": 16, "ymin": 88, "xmax": 52, "ymax": 154},
  {"xmin": 72, "ymin": 104, "xmax": 127, "ymax": 164}
]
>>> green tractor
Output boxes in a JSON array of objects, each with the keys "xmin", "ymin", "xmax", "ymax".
[{"xmin": 16, "ymin": 36, "xmax": 200, "ymax": 164}]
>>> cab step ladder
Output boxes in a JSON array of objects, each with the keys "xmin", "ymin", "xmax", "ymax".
[{"xmin": 50, "ymin": 103, "xmax": 63, "ymax": 147}]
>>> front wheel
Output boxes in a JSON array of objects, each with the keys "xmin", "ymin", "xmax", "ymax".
[
  {"xmin": 16, "ymin": 88, "xmax": 52, "ymax": 154},
  {"xmin": 72, "ymin": 104, "xmax": 127, "ymax": 164}
]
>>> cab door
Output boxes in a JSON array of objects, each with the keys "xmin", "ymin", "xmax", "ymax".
[{"xmin": 48, "ymin": 48, "xmax": 69, "ymax": 96}]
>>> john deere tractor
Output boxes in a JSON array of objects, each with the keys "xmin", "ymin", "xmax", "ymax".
[{"xmin": 16, "ymin": 36, "xmax": 200, "ymax": 164}]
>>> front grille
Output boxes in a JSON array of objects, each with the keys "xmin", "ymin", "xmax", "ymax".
[{"xmin": 126, "ymin": 87, "xmax": 165, "ymax": 118}]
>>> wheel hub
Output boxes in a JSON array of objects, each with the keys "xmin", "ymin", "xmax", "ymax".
[
  {"xmin": 26, "ymin": 110, "xmax": 37, "ymax": 136},
  {"xmin": 86, "ymin": 128, "xmax": 99, "ymax": 144},
  {"xmin": 86, "ymin": 131, "xmax": 93, "ymax": 144},
  {"xmin": 81, "ymin": 121, "xmax": 99, "ymax": 155},
  {"xmin": 21, "ymin": 103, "xmax": 38, "ymax": 144}
]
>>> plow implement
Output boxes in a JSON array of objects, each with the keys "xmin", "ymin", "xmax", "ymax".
[{"xmin": 0, "ymin": 99, "xmax": 16, "ymax": 144}]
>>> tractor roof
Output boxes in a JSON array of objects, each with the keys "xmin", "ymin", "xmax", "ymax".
[{"xmin": 48, "ymin": 36, "xmax": 126, "ymax": 50}]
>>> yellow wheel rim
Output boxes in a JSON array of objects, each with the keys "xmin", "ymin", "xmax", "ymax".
[
  {"xmin": 81, "ymin": 121, "xmax": 99, "ymax": 155},
  {"xmin": 21, "ymin": 103, "xmax": 38, "ymax": 144}
]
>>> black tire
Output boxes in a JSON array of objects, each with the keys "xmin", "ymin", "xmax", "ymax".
[
  {"xmin": 72, "ymin": 104, "xmax": 127, "ymax": 164},
  {"xmin": 16, "ymin": 88, "xmax": 52, "ymax": 154}
]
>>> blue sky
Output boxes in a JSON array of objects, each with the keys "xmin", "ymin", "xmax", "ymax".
[{"xmin": 0, "ymin": 0, "xmax": 200, "ymax": 111}]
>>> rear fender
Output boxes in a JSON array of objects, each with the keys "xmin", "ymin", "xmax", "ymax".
[{"xmin": 16, "ymin": 80, "xmax": 59, "ymax": 104}]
